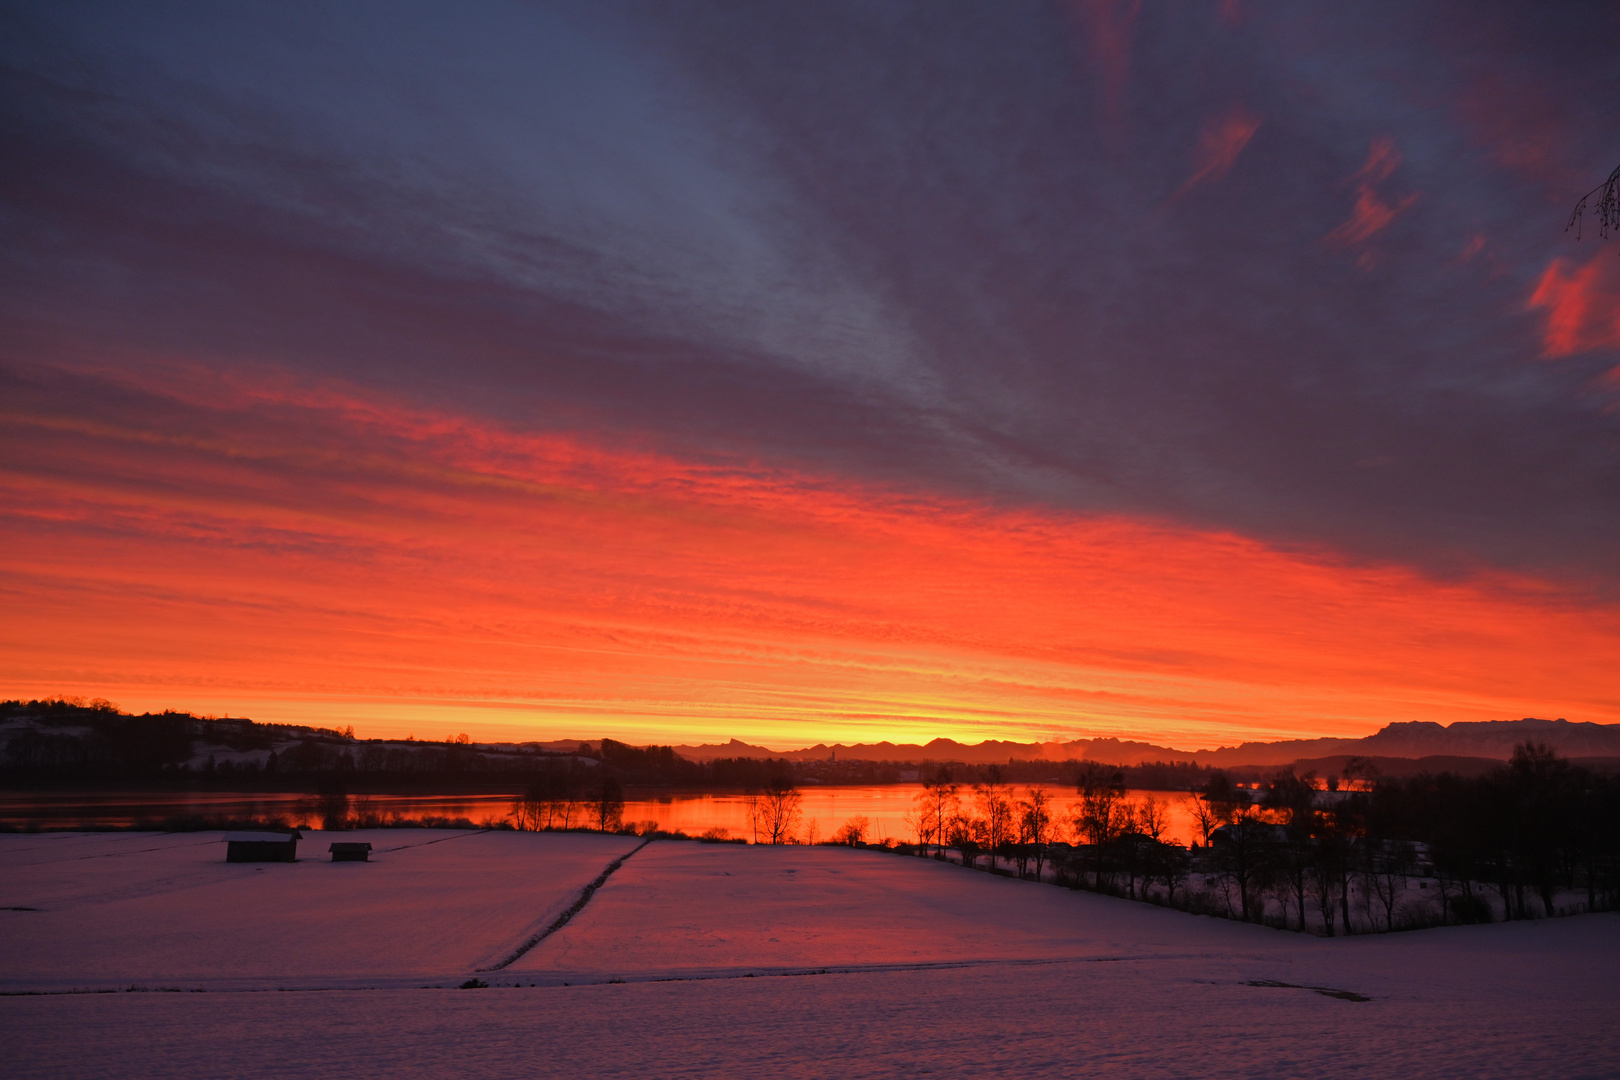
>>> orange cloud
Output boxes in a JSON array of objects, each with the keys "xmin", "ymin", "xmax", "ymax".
[
  {"xmin": 1527, "ymin": 252, "xmax": 1620, "ymax": 361},
  {"xmin": 4, "ymin": 361, "xmax": 1619, "ymax": 749},
  {"xmin": 1176, "ymin": 107, "xmax": 1262, "ymax": 196}
]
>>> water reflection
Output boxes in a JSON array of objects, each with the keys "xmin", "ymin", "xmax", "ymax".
[
  {"xmin": 2, "ymin": 784, "xmax": 1202, "ymax": 844},
  {"xmin": 0, "ymin": 791, "xmax": 515, "ymax": 830},
  {"xmin": 624, "ymin": 784, "xmax": 1200, "ymax": 846}
]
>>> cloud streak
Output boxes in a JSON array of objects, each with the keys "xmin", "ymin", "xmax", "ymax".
[
  {"xmin": 4, "ymin": 362, "xmax": 1620, "ymax": 745},
  {"xmin": 1175, "ymin": 106, "xmax": 1262, "ymax": 197}
]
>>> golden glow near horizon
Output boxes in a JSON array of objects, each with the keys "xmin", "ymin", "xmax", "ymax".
[{"xmin": 5, "ymin": 363, "xmax": 1618, "ymax": 750}]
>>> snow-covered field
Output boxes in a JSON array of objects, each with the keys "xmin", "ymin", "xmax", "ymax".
[
  {"xmin": 0, "ymin": 828, "xmax": 642, "ymax": 989},
  {"xmin": 2, "ymin": 832, "xmax": 1615, "ymax": 1078}
]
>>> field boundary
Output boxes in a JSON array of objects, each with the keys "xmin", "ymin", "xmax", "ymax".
[{"xmin": 479, "ymin": 837, "xmax": 654, "ymax": 972}]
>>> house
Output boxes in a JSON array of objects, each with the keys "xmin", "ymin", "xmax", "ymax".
[
  {"xmin": 329, "ymin": 842, "xmax": 372, "ymax": 862},
  {"xmin": 224, "ymin": 829, "xmax": 302, "ymax": 862}
]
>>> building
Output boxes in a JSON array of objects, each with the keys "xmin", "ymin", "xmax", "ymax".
[
  {"xmin": 224, "ymin": 829, "xmax": 301, "ymax": 862},
  {"xmin": 329, "ymin": 842, "xmax": 372, "ymax": 862}
]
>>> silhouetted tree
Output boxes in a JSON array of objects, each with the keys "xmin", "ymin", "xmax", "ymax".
[
  {"xmin": 915, "ymin": 770, "xmax": 959, "ymax": 859},
  {"xmin": 1568, "ymin": 164, "xmax": 1620, "ymax": 240},
  {"xmin": 1072, "ymin": 764, "xmax": 1129, "ymax": 888},
  {"xmin": 1504, "ymin": 742, "xmax": 1574, "ymax": 917},
  {"xmin": 592, "ymin": 775, "xmax": 625, "ymax": 833},
  {"xmin": 757, "ymin": 775, "xmax": 802, "ymax": 844},
  {"xmin": 317, "ymin": 775, "xmax": 350, "ymax": 831},
  {"xmin": 974, "ymin": 769, "xmax": 1014, "ymax": 871},
  {"xmin": 945, "ymin": 799, "xmax": 986, "ymax": 869},
  {"xmin": 1263, "ymin": 772, "xmax": 1318, "ymax": 931},
  {"xmin": 1017, "ymin": 786, "xmax": 1054, "ymax": 879},
  {"xmin": 834, "ymin": 816, "xmax": 870, "ymax": 845}
]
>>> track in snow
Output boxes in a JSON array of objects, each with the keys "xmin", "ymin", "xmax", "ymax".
[{"xmin": 479, "ymin": 837, "xmax": 654, "ymax": 972}]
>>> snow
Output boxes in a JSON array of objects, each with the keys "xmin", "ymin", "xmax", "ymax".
[
  {"xmin": 0, "ymin": 829, "xmax": 641, "ymax": 990},
  {"xmin": 511, "ymin": 840, "xmax": 1265, "ymax": 978},
  {"xmin": 2, "ymin": 833, "xmax": 1615, "ymax": 1078}
]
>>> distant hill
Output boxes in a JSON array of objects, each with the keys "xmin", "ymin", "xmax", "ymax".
[{"xmin": 672, "ymin": 719, "xmax": 1620, "ymax": 769}]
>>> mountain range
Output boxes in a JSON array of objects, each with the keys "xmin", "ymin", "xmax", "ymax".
[{"xmin": 668, "ymin": 719, "xmax": 1620, "ymax": 768}]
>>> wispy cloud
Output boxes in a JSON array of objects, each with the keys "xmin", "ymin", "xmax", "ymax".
[
  {"xmin": 1070, "ymin": 0, "xmax": 1142, "ymax": 132},
  {"xmin": 1528, "ymin": 252, "xmax": 1620, "ymax": 364},
  {"xmin": 1326, "ymin": 136, "xmax": 1420, "ymax": 256},
  {"xmin": 1175, "ymin": 106, "xmax": 1262, "ymax": 197}
]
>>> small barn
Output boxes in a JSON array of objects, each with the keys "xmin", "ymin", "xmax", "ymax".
[
  {"xmin": 224, "ymin": 829, "xmax": 302, "ymax": 862},
  {"xmin": 329, "ymin": 841, "xmax": 372, "ymax": 862}
]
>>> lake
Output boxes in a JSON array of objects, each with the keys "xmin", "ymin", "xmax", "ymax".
[{"xmin": 0, "ymin": 784, "xmax": 1204, "ymax": 845}]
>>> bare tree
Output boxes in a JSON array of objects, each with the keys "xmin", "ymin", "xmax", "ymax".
[
  {"xmin": 317, "ymin": 776, "xmax": 350, "ymax": 831},
  {"xmin": 1187, "ymin": 791, "xmax": 1223, "ymax": 848},
  {"xmin": 758, "ymin": 775, "xmax": 803, "ymax": 845},
  {"xmin": 1071, "ymin": 764, "xmax": 1130, "ymax": 889},
  {"xmin": 1264, "ymin": 772, "xmax": 1318, "ymax": 932},
  {"xmin": 903, "ymin": 804, "xmax": 933, "ymax": 852},
  {"xmin": 974, "ymin": 770, "xmax": 1014, "ymax": 871},
  {"xmin": 743, "ymin": 789, "xmax": 764, "ymax": 844},
  {"xmin": 511, "ymin": 782, "xmax": 543, "ymax": 831},
  {"xmin": 510, "ymin": 762, "xmax": 584, "ymax": 831},
  {"xmin": 1151, "ymin": 840, "xmax": 1191, "ymax": 906},
  {"xmin": 948, "ymin": 805, "xmax": 986, "ymax": 869},
  {"xmin": 834, "ymin": 816, "xmax": 870, "ymax": 845},
  {"xmin": 591, "ymin": 775, "xmax": 625, "ymax": 833},
  {"xmin": 916, "ymin": 770, "xmax": 959, "ymax": 859},
  {"xmin": 1567, "ymin": 164, "xmax": 1620, "ymax": 240},
  {"xmin": 1073, "ymin": 765, "xmax": 1129, "ymax": 847},
  {"xmin": 1135, "ymin": 795, "xmax": 1168, "ymax": 842},
  {"xmin": 1364, "ymin": 839, "xmax": 1417, "ymax": 931},
  {"xmin": 1017, "ymin": 787, "xmax": 1054, "ymax": 880}
]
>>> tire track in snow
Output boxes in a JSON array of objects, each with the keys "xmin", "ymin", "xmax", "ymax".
[
  {"xmin": 377, "ymin": 829, "xmax": 494, "ymax": 853},
  {"xmin": 479, "ymin": 837, "xmax": 654, "ymax": 972}
]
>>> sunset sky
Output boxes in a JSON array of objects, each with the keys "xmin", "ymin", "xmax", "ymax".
[{"xmin": 3, "ymin": 2, "xmax": 1618, "ymax": 749}]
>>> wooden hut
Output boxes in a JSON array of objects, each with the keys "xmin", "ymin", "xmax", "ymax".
[
  {"xmin": 329, "ymin": 841, "xmax": 372, "ymax": 862},
  {"xmin": 224, "ymin": 829, "xmax": 302, "ymax": 862}
]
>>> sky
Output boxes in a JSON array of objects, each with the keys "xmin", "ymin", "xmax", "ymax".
[{"xmin": 3, "ymin": 1, "xmax": 1618, "ymax": 749}]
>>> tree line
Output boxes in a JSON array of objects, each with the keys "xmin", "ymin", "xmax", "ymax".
[
  {"xmin": 901, "ymin": 745, "xmax": 1619, "ymax": 933},
  {"xmin": 3, "ymin": 701, "xmax": 1233, "ymax": 792}
]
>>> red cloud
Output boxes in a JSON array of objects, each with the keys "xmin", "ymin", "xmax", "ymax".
[
  {"xmin": 1071, "ymin": 0, "xmax": 1142, "ymax": 130},
  {"xmin": 1176, "ymin": 106, "xmax": 1262, "ymax": 196},
  {"xmin": 1527, "ymin": 252, "xmax": 1620, "ymax": 360},
  {"xmin": 1327, "ymin": 185, "xmax": 1420, "ymax": 247},
  {"xmin": 1349, "ymin": 134, "xmax": 1403, "ymax": 185},
  {"xmin": 1326, "ymin": 136, "xmax": 1419, "ymax": 258}
]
